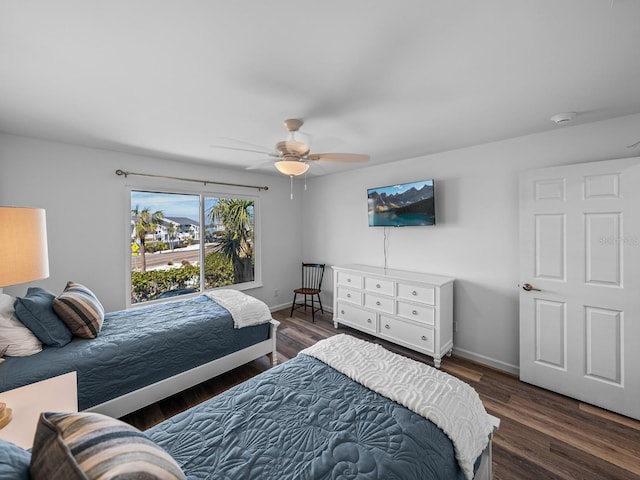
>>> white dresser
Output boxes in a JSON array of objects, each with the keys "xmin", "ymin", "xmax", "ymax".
[{"xmin": 332, "ymin": 264, "xmax": 454, "ymax": 367}]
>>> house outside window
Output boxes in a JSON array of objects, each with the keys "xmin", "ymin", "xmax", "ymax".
[{"xmin": 129, "ymin": 189, "xmax": 258, "ymax": 305}]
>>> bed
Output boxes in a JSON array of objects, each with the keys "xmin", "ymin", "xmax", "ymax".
[
  {"xmin": 2, "ymin": 334, "xmax": 499, "ymax": 480},
  {"xmin": 151, "ymin": 335, "xmax": 499, "ymax": 480},
  {"xmin": 0, "ymin": 292, "xmax": 279, "ymax": 418}
]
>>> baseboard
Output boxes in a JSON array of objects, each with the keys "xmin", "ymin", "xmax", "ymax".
[
  {"xmin": 269, "ymin": 303, "xmax": 335, "ymax": 314},
  {"xmin": 269, "ymin": 301, "xmax": 293, "ymax": 312},
  {"xmin": 453, "ymin": 346, "xmax": 520, "ymax": 376}
]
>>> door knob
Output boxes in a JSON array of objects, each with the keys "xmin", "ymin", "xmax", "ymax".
[{"xmin": 522, "ymin": 283, "xmax": 541, "ymax": 292}]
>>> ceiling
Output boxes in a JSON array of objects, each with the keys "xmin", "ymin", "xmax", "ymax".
[{"xmin": 2, "ymin": 0, "xmax": 640, "ymax": 176}]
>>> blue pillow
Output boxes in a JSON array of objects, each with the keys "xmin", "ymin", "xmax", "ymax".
[
  {"xmin": 13, "ymin": 287, "xmax": 72, "ymax": 347},
  {"xmin": 0, "ymin": 438, "xmax": 31, "ymax": 480}
]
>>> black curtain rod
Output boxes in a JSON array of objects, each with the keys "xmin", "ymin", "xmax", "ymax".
[{"xmin": 115, "ymin": 169, "xmax": 269, "ymax": 192}]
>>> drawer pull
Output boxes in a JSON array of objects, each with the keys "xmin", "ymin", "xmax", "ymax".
[
  {"xmin": 385, "ymin": 324, "xmax": 390, "ymax": 329},
  {"xmin": 341, "ymin": 310, "xmax": 345, "ymax": 315},
  {"xmin": 367, "ymin": 318, "xmax": 372, "ymax": 323},
  {"xmin": 376, "ymin": 301, "xmax": 381, "ymax": 306},
  {"xmin": 421, "ymin": 335, "xmax": 428, "ymax": 341},
  {"xmin": 347, "ymin": 278, "xmax": 351, "ymax": 282},
  {"xmin": 412, "ymin": 310, "xmax": 418, "ymax": 315},
  {"xmin": 412, "ymin": 290, "xmax": 418, "ymax": 296},
  {"xmin": 347, "ymin": 293, "xmax": 351, "ymax": 298},
  {"xmin": 376, "ymin": 283, "xmax": 381, "ymax": 288}
]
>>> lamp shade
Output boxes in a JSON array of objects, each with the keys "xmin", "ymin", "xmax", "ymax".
[
  {"xmin": 0, "ymin": 207, "xmax": 49, "ymax": 287},
  {"xmin": 274, "ymin": 160, "xmax": 309, "ymax": 176}
]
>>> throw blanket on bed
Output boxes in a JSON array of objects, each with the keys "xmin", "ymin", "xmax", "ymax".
[
  {"xmin": 301, "ymin": 334, "xmax": 494, "ymax": 480},
  {"xmin": 205, "ymin": 290, "xmax": 271, "ymax": 328}
]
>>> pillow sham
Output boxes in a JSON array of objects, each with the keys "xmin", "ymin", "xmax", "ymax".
[
  {"xmin": 53, "ymin": 282, "xmax": 104, "ymax": 339},
  {"xmin": 0, "ymin": 438, "xmax": 31, "ymax": 480},
  {"xmin": 30, "ymin": 411, "xmax": 187, "ymax": 480},
  {"xmin": 13, "ymin": 287, "xmax": 72, "ymax": 347},
  {"xmin": 0, "ymin": 293, "xmax": 43, "ymax": 356}
]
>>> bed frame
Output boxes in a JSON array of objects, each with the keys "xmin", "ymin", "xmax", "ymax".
[
  {"xmin": 86, "ymin": 319, "xmax": 280, "ymax": 419},
  {"xmin": 475, "ymin": 414, "xmax": 500, "ymax": 480}
]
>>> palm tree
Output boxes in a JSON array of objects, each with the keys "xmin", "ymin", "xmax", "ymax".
[
  {"xmin": 209, "ymin": 199, "xmax": 254, "ymax": 283},
  {"xmin": 132, "ymin": 205, "xmax": 163, "ymax": 272},
  {"xmin": 167, "ymin": 222, "xmax": 178, "ymax": 251}
]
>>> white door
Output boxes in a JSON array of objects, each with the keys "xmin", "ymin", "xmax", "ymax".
[{"xmin": 519, "ymin": 157, "xmax": 640, "ymax": 420}]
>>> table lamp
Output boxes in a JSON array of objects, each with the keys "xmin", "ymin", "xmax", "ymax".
[
  {"xmin": 0, "ymin": 206, "xmax": 49, "ymax": 429},
  {"xmin": 0, "ymin": 206, "xmax": 49, "ymax": 288}
]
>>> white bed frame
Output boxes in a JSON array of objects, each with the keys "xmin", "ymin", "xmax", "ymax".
[
  {"xmin": 86, "ymin": 319, "xmax": 280, "ymax": 419},
  {"xmin": 474, "ymin": 414, "xmax": 500, "ymax": 480}
]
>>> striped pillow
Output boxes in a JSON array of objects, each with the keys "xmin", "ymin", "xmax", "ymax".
[
  {"xmin": 30, "ymin": 412, "xmax": 186, "ymax": 480},
  {"xmin": 53, "ymin": 282, "xmax": 104, "ymax": 339}
]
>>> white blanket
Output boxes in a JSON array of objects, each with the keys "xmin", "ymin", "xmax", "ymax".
[
  {"xmin": 205, "ymin": 290, "xmax": 272, "ymax": 328},
  {"xmin": 300, "ymin": 334, "xmax": 494, "ymax": 480}
]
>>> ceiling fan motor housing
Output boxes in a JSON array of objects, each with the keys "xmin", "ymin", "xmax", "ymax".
[{"xmin": 276, "ymin": 140, "xmax": 309, "ymax": 157}]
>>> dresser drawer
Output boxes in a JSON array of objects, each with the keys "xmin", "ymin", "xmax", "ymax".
[
  {"xmin": 364, "ymin": 293, "xmax": 394, "ymax": 314},
  {"xmin": 397, "ymin": 283, "xmax": 435, "ymax": 305},
  {"xmin": 336, "ymin": 302, "xmax": 377, "ymax": 334},
  {"xmin": 337, "ymin": 286, "xmax": 362, "ymax": 305},
  {"xmin": 397, "ymin": 301, "xmax": 435, "ymax": 325},
  {"xmin": 379, "ymin": 315, "xmax": 434, "ymax": 353},
  {"xmin": 337, "ymin": 271, "xmax": 363, "ymax": 289},
  {"xmin": 364, "ymin": 276, "xmax": 394, "ymax": 296}
]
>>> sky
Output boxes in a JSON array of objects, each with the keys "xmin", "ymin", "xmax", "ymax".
[{"xmin": 130, "ymin": 191, "xmax": 219, "ymax": 222}]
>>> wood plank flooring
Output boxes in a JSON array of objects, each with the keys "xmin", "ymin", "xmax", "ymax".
[{"xmin": 123, "ymin": 309, "xmax": 640, "ymax": 480}]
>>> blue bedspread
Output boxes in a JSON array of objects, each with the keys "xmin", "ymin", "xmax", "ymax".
[
  {"xmin": 146, "ymin": 354, "xmax": 468, "ymax": 480},
  {"xmin": 0, "ymin": 296, "xmax": 270, "ymax": 410}
]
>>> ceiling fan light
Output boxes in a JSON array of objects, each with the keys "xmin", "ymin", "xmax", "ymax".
[{"xmin": 275, "ymin": 160, "xmax": 309, "ymax": 176}]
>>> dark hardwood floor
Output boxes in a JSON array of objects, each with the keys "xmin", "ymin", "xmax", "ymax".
[{"xmin": 123, "ymin": 309, "xmax": 640, "ymax": 480}]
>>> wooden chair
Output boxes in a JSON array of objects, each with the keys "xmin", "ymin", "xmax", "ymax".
[{"xmin": 290, "ymin": 263, "xmax": 325, "ymax": 322}]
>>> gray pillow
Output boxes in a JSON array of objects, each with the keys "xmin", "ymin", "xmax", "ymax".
[
  {"xmin": 13, "ymin": 287, "xmax": 72, "ymax": 347},
  {"xmin": 0, "ymin": 438, "xmax": 31, "ymax": 480}
]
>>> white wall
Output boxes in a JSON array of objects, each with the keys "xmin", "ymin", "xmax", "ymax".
[
  {"xmin": 0, "ymin": 134, "xmax": 304, "ymax": 312},
  {"xmin": 302, "ymin": 113, "xmax": 640, "ymax": 373}
]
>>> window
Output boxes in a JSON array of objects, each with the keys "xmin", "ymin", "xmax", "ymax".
[{"xmin": 129, "ymin": 189, "xmax": 258, "ymax": 304}]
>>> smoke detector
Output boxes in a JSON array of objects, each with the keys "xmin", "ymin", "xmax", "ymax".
[{"xmin": 550, "ymin": 112, "xmax": 577, "ymax": 124}]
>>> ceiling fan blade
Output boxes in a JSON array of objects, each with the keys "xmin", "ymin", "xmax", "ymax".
[
  {"xmin": 245, "ymin": 160, "xmax": 274, "ymax": 171},
  {"xmin": 307, "ymin": 153, "xmax": 370, "ymax": 163},
  {"xmin": 210, "ymin": 144, "xmax": 277, "ymax": 156},
  {"xmin": 216, "ymin": 137, "xmax": 273, "ymax": 152}
]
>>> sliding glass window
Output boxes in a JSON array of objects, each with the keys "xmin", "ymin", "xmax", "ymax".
[{"xmin": 129, "ymin": 190, "xmax": 257, "ymax": 304}]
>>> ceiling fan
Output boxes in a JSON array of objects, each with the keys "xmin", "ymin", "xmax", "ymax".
[{"xmin": 212, "ymin": 119, "xmax": 369, "ymax": 177}]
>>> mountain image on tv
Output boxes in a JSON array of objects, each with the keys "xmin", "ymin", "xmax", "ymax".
[{"xmin": 367, "ymin": 179, "xmax": 435, "ymax": 226}]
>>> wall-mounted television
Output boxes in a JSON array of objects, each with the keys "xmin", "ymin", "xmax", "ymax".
[{"xmin": 367, "ymin": 179, "xmax": 435, "ymax": 227}]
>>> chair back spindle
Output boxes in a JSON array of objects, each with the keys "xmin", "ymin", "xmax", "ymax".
[{"xmin": 302, "ymin": 263, "xmax": 324, "ymax": 291}]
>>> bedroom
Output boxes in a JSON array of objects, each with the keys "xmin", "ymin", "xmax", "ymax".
[{"xmin": 2, "ymin": 1, "xmax": 640, "ymax": 479}]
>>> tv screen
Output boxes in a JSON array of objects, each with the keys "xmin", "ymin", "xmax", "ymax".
[{"xmin": 367, "ymin": 179, "xmax": 435, "ymax": 227}]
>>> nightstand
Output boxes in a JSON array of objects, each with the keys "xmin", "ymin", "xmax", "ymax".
[{"xmin": 0, "ymin": 371, "xmax": 77, "ymax": 449}]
